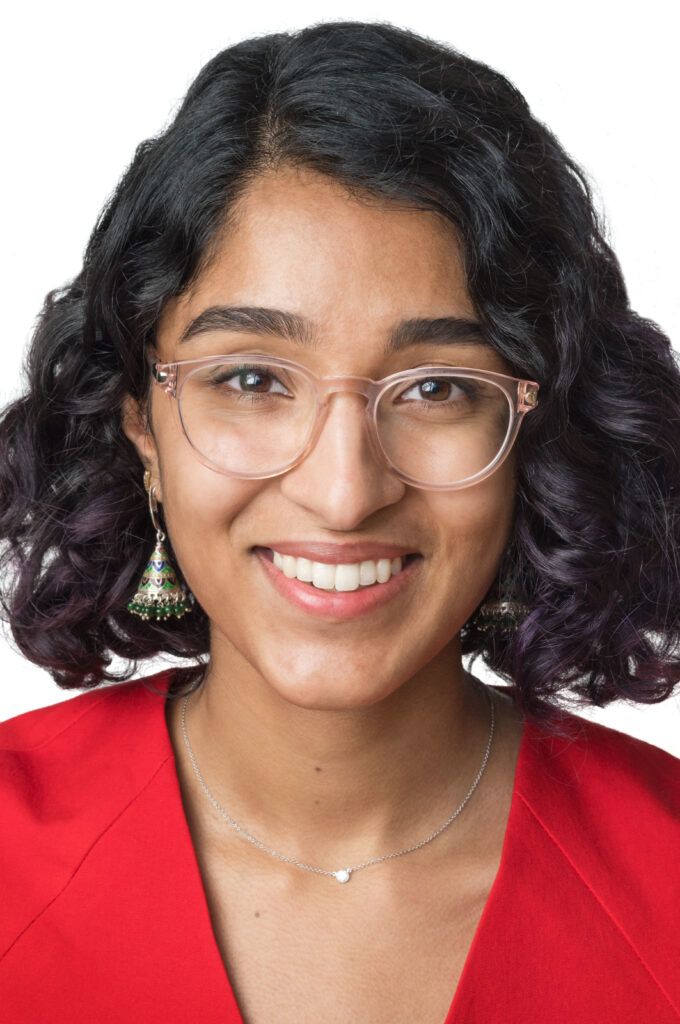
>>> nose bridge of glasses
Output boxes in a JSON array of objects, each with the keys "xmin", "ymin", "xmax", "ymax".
[
  {"xmin": 310, "ymin": 375, "xmax": 387, "ymax": 470},
  {"xmin": 315, "ymin": 375, "xmax": 378, "ymax": 414},
  {"xmin": 318, "ymin": 374, "xmax": 374, "ymax": 398}
]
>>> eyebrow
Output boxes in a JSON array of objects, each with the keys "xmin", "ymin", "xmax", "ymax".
[{"xmin": 178, "ymin": 305, "xmax": 491, "ymax": 353}]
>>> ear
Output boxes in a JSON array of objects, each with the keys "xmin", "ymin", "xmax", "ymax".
[{"xmin": 121, "ymin": 394, "xmax": 162, "ymax": 497}]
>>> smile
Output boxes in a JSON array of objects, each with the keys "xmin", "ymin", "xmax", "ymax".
[
  {"xmin": 253, "ymin": 546, "xmax": 423, "ymax": 621},
  {"xmin": 271, "ymin": 550, "xmax": 408, "ymax": 592}
]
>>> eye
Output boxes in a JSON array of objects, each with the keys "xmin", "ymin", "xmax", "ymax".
[
  {"xmin": 212, "ymin": 365, "xmax": 290, "ymax": 395},
  {"xmin": 397, "ymin": 376, "xmax": 478, "ymax": 403}
]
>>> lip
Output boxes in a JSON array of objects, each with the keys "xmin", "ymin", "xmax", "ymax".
[
  {"xmin": 253, "ymin": 541, "xmax": 419, "ymax": 564},
  {"xmin": 254, "ymin": 547, "xmax": 423, "ymax": 621}
]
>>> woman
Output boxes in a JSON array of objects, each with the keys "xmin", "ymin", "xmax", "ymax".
[{"xmin": 1, "ymin": 20, "xmax": 679, "ymax": 1023}]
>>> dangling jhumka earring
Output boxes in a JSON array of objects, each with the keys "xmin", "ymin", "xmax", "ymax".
[
  {"xmin": 474, "ymin": 594, "xmax": 531, "ymax": 632},
  {"xmin": 471, "ymin": 573, "xmax": 531, "ymax": 634},
  {"xmin": 127, "ymin": 471, "xmax": 192, "ymax": 621}
]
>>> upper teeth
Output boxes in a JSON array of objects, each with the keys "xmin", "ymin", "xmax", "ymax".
[{"xmin": 271, "ymin": 551, "xmax": 404, "ymax": 591}]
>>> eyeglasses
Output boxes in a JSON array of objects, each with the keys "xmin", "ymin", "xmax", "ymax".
[{"xmin": 152, "ymin": 353, "xmax": 539, "ymax": 491}]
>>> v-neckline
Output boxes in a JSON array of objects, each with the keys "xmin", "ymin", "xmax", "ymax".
[
  {"xmin": 443, "ymin": 689, "xmax": 527, "ymax": 1022},
  {"xmin": 160, "ymin": 679, "xmax": 529, "ymax": 1024}
]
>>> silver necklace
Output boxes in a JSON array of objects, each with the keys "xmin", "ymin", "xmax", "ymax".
[{"xmin": 180, "ymin": 684, "xmax": 495, "ymax": 884}]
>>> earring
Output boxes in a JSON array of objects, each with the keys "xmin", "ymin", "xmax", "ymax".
[
  {"xmin": 470, "ymin": 575, "xmax": 530, "ymax": 633},
  {"xmin": 473, "ymin": 596, "xmax": 530, "ymax": 632},
  {"xmin": 127, "ymin": 471, "xmax": 192, "ymax": 621}
]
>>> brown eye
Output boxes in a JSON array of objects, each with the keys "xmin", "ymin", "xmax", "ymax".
[
  {"xmin": 237, "ymin": 370, "xmax": 272, "ymax": 392},
  {"xmin": 210, "ymin": 365, "xmax": 290, "ymax": 396},
  {"xmin": 397, "ymin": 377, "xmax": 475, "ymax": 404},
  {"xmin": 415, "ymin": 379, "xmax": 452, "ymax": 401}
]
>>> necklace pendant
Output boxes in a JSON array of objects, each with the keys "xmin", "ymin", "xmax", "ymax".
[{"xmin": 334, "ymin": 868, "xmax": 351, "ymax": 883}]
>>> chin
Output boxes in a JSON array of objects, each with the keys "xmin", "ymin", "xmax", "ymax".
[{"xmin": 271, "ymin": 676, "xmax": 397, "ymax": 712}]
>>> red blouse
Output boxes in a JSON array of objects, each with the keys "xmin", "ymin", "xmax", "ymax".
[{"xmin": 1, "ymin": 670, "xmax": 679, "ymax": 1022}]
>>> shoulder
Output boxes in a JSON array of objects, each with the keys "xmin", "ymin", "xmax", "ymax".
[
  {"xmin": 0, "ymin": 666, "xmax": 176, "ymax": 811},
  {"xmin": 514, "ymin": 704, "xmax": 680, "ymax": 954},
  {"xmin": 0, "ymin": 670, "xmax": 173, "ymax": 752},
  {"xmin": 518, "ymin": 706, "xmax": 680, "ymax": 820},
  {"xmin": 0, "ymin": 670, "xmax": 176, "ymax": 956},
  {"xmin": 0, "ymin": 669, "xmax": 176, "ymax": 809}
]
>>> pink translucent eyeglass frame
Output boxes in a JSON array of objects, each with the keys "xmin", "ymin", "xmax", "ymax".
[{"xmin": 152, "ymin": 353, "xmax": 540, "ymax": 491}]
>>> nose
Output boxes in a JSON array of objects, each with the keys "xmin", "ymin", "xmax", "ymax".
[{"xmin": 278, "ymin": 391, "xmax": 406, "ymax": 530}]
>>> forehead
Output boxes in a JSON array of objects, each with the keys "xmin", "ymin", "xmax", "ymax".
[{"xmin": 156, "ymin": 167, "xmax": 505, "ymax": 370}]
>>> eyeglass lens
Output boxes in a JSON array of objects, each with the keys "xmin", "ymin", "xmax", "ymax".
[{"xmin": 177, "ymin": 359, "xmax": 512, "ymax": 485}]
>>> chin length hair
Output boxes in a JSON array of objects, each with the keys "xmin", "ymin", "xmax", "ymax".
[{"xmin": 1, "ymin": 20, "xmax": 679, "ymax": 725}]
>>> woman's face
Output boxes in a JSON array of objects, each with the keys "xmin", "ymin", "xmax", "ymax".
[{"xmin": 127, "ymin": 167, "xmax": 517, "ymax": 710}]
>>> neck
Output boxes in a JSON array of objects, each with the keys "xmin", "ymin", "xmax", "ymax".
[{"xmin": 168, "ymin": 640, "xmax": 494, "ymax": 868}]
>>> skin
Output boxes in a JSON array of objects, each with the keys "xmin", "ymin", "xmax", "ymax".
[{"xmin": 123, "ymin": 166, "xmax": 526, "ymax": 1023}]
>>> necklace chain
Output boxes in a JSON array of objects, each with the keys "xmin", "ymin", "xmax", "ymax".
[{"xmin": 180, "ymin": 683, "xmax": 495, "ymax": 884}]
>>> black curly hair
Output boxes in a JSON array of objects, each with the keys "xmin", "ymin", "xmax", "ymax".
[{"xmin": 1, "ymin": 20, "xmax": 679, "ymax": 726}]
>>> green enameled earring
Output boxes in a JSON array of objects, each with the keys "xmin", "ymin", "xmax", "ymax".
[{"xmin": 127, "ymin": 471, "xmax": 192, "ymax": 621}]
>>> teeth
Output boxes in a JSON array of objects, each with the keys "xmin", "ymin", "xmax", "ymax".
[
  {"xmin": 335, "ymin": 564, "xmax": 360, "ymax": 592},
  {"xmin": 270, "ymin": 551, "xmax": 405, "ymax": 591},
  {"xmin": 296, "ymin": 557, "xmax": 314, "ymax": 583},
  {"xmin": 376, "ymin": 559, "xmax": 392, "ymax": 583},
  {"xmin": 282, "ymin": 555, "xmax": 297, "ymax": 579},
  {"xmin": 312, "ymin": 561, "xmax": 336, "ymax": 590},
  {"xmin": 359, "ymin": 560, "xmax": 377, "ymax": 586}
]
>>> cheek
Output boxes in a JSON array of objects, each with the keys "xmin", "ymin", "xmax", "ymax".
[
  {"xmin": 430, "ymin": 469, "xmax": 515, "ymax": 597},
  {"xmin": 151, "ymin": 410, "xmax": 262, "ymax": 588},
  {"xmin": 165, "ymin": 477, "xmax": 259, "ymax": 595}
]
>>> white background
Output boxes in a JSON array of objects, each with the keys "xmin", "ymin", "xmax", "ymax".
[{"xmin": 1, "ymin": 0, "xmax": 678, "ymax": 752}]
